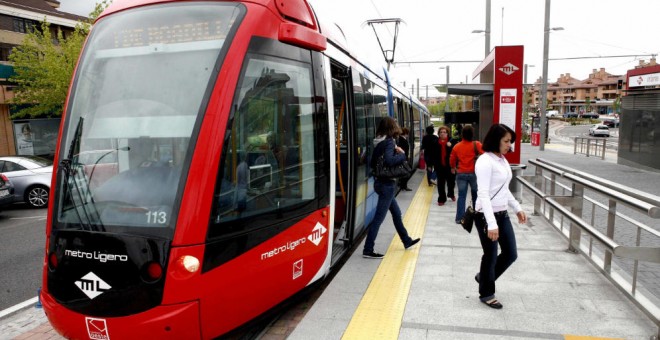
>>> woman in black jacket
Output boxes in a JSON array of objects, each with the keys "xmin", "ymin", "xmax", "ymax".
[{"xmin": 364, "ymin": 117, "xmax": 420, "ymax": 259}]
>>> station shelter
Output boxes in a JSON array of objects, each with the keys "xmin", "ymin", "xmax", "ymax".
[
  {"xmin": 438, "ymin": 45, "xmax": 524, "ymax": 164},
  {"xmin": 436, "ymin": 45, "xmax": 526, "ymax": 200}
]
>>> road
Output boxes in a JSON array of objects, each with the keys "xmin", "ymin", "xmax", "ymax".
[
  {"xmin": 553, "ymin": 122, "xmax": 619, "ymax": 141},
  {"xmin": 0, "ymin": 204, "xmax": 47, "ymax": 311}
]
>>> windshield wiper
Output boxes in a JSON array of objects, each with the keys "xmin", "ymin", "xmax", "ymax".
[{"xmin": 58, "ymin": 117, "xmax": 103, "ymax": 231}]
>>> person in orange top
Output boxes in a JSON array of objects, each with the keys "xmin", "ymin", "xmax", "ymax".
[{"xmin": 449, "ymin": 125, "xmax": 483, "ymax": 224}]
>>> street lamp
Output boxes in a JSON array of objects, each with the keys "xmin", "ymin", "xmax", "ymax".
[
  {"xmin": 472, "ymin": 30, "xmax": 491, "ymax": 57},
  {"xmin": 524, "ymin": 64, "xmax": 535, "ymax": 120},
  {"xmin": 524, "ymin": 64, "xmax": 535, "ymax": 85},
  {"xmin": 539, "ymin": 0, "xmax": 563, "ymax": 151},
  {"xmin": 472, "ymin": 0, "xmax": 492, "ymax": 58},
  {"xmin": 439, "ymin": 66, "xmax": 450, "ymax": 112}
]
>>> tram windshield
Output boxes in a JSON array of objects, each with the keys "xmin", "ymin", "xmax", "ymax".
[{"xmin": 54, "ymin": 3, "xmax": 243, "ymax": 235}]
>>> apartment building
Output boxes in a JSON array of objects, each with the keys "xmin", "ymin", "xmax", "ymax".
[{"xmin": 528, "ymin": 67, "xmax": 627, "ymax": 116}]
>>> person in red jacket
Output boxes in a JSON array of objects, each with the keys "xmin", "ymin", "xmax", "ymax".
[
  {"xmin": 435, "ymin": 125, "xmax": 456, "ymax": 205},
  {"xmin": 449, "ymin": 125, "xmax": 483, "ymax": 224}
]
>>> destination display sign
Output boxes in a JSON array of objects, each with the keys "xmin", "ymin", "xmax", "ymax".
[{"xmin": 113, "ymin": 19, "xmax": 235, "ymax": 48}]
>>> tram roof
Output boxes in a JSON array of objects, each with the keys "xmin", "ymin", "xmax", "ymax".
[{"xmin": 390, "ymin": 82, "xmax": 411, "ymax": 99}]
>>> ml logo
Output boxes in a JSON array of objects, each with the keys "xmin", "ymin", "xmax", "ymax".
[
  {"xmin": 75, "ymin": 272, "xmax": 111, "ymax": 299},
  {"xmin": 499, "ymin": 63, "xmax": 519, "ymax": 75},
  {"xmin": 307, "ymin": 222, "xmax": 327, "ymax": 246}
]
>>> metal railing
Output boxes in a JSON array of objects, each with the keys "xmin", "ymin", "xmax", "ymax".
[
  {"xmin": 574, "ymin": 137, "xmax": 608, "ymax": 159},
  {"xmin": 518, "ymin": 158, "xmax": 660, "ymax": 337}
]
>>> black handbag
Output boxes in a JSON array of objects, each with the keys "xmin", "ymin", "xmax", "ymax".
[
  {"xmin": 373, "ymin": 154, "xmax": 412, "ymax": 179},
  {"xmin": 460, "ymin": 206, "xmax": 477, "ymax": 233},
  {"xmin": 460, "ymin": 182, "xmax": 506, "ymax": 233}
]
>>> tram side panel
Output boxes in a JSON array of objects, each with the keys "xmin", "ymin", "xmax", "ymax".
[{"xmin": 196, "ymin": 36, "xmax": 332, "ymax": 337}]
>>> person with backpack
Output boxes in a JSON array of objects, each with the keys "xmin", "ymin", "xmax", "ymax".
[{"xmin": 449, "ymin": 125, "xmax": 482, "ymax": 224}]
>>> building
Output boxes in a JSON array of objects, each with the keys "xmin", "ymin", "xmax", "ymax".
[
  {"xmin": 529, "ymin": 68, "xmax": 625, "ymax": 116},
  {"xmin": 0, "ymin": 0, "xmax": 86, "ymax": 157},
  {"xmin": 420, "ymin": 96, "xmax": 444, "ymax": 106},
  {"xmin": 618, "ymin": 58, "xmax": 660, "ymax": 171}
]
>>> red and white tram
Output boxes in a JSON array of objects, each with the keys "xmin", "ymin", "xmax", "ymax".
[{"xmin": 41, "ymin": 0, "xmax": 429, "ymax": 338}]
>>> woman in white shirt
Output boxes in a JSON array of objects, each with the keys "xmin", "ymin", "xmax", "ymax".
[{"xmin": 474, "ymin": 124, "xmax": 527, "ymax": 309}]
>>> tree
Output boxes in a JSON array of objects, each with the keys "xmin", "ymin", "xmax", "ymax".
[
  {"xmin": 613, "ymin": 96, "xmax": 621, "ymax": 115},
  {"xmin": 8, "ymin": 1, "xmax": 109, "ymax": 119}
]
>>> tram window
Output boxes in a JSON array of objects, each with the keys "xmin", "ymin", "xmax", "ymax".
[
  {"xmin": 412, "ymin": 106, "xmax": 421, "ymax": 143},
  {"xmin": 209, "ymin": 52, "xmax": 321, "ymax": 235}
]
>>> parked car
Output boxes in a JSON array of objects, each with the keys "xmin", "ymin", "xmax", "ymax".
[
  {"xmin": 0, "ymin": 156, "xmax": 53, "ymax": 208},
  {"xmin": 563, "ymin": 112, "xmax": 578, "ymax": 118},
  {"xmin": 589, "ymin": 124, "xmax": 610, "ymax": 137},
  {"xmin": 0, "ymin": 173, "xmax": 14, "ymax": 211},
  {"xmin": 545, "ymin": 110, "xmax": 559, "ymax": 118},
  {"xmin": 581, "ymin": 112, "xmax": 599, "ymax": 119},
  {"xmin": 603, "ymin": 118, "xmax": 620, "ymax": 128}
]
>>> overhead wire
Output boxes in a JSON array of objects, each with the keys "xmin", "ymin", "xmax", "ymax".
[
  {"xmin": 367, "ymin": 0, "xmax": 424, "ymax": 82},
  {"xmin": 550, "ymin": 32, "xmax": 656, "ymax": 60}
]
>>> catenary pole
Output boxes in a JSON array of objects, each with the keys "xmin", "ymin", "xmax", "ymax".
[
  {"xmin": 539, "ymin": 0, "xmax": 551, "ymax": 151},
  {"xmin": 485, "ymin": 0, "xmax": 491, "ymax": 57}
]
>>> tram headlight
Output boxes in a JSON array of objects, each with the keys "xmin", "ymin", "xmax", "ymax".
[
  {"xmin": 170, "ymin": 255, "xmax": 200, "ymax": 280},
  {"xmin": 179, "ymin": 255, "xmax": 200, "ymax": 273}
]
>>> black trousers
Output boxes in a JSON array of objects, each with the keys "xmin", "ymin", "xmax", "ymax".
[
  {"xmin": 436, "ymin": 165, "xmax": 455, "ymax": 203},
  {"xmin": 399, "ymin": 172, "xmax": 413, "ymax": 189}
]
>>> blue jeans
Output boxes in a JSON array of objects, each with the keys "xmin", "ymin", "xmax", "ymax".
[
  {"xmin": 364, "ymin": 180, "xmax": 413, "ymax": 254},
  {"xmin": 455, "ymin": 173, "xmax": 477, "ymax": 223},
  {"xmin": 425, "ymin": 162, "xmax": 436, "ymax": 185},
  {"xmin": 475, "ymin": 211, "xmax": 518, "ymax": 301}
]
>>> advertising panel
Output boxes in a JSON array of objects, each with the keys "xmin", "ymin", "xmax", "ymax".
[{"xmin": 13, "ymin": 119, "xmax": 61, "ymax": 159}]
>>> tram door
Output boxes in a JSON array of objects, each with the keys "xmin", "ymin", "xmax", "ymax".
[
  {"xmin": 330, "ymin": 62, "xmax": 361, "ymax": 265},
  {"xmin": 396, "ymin": 98, "xmax": 413, "ymax": 165}
]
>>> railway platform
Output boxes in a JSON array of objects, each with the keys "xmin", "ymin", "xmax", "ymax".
[
  {"xmin": 2, "ymin": 143, "xmax": 660, "ymax": 340},
  {"xmin": 288, "ymin": 145, "xmax": 659, "ymax": 339}
]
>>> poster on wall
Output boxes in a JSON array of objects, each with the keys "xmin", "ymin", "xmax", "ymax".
[
  {"xmin": 13, "ymin": 119, "xmax": 61, "ymax": 159},
  {"xmin": 14, "ymin": 122, "xmax": 34, "ymax": 155},
  {"xmin": 499, "ymin": 88, "xmax": 517, "ymax": 151}
]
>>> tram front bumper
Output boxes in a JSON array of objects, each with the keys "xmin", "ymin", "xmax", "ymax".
[{"xmin": 41, "ymin": 291, "xmax": 201, "ymax": 339}]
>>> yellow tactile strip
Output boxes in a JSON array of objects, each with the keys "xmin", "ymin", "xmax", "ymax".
[{"xmin": 342, "ymin": 177, "xmax": 434, "ymax": 340}]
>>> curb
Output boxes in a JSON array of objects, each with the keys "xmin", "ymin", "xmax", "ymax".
[{"xmin": 0, "ymin": 297, "xmax": 38, "ymax": 321}]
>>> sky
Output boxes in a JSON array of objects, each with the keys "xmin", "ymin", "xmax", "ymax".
[
  {"xmin": 57, "ymin": 0, "xmax": 96, "ymax": 17},
  {"xmin": 58, "ymin": 0, "xmax": 660, "ymax": 98}
]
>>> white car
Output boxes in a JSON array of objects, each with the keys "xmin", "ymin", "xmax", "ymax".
[
  {"xmin": 546, "ymin": 110, "xmax": 559, "ymax": 118},
  {"xmin": 589, "ymin": 124, "xmax": 610, "ymax": 137}
]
